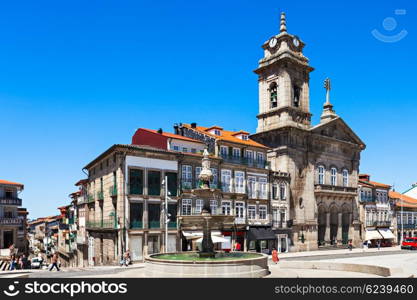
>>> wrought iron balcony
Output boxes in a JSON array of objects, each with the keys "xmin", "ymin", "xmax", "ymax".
[
  {"xmin": 220, "ymin": 155, "xmax": 268, "ymax": 169},
  {"xmin": 96, "ymin": 191, "xmax": 104, "ymax": 201},
  {"xmin": 87, "ymin": 194, "xmax": 95, "ymax": 203},
  {"xmin": 109, "ymin": 185, "xmax": 117, "ymax": 197},
  {"xmin": 373, "ymin": 221, "xmax": 391, "ymax": 227},
  {"xmin": 360, "ymin": 196, "xmax": 376, "ymax": 203},
  {"xmin": 130, "ymin": 220, "xmax": 143, "ymax": 229},
  {"xmin": 0, "ymin": 217, "xmax": 23, "ymax": 225},
  {"xmin": 86, "ymin": 218, "xmax": 117, "ymax": 229},
  {"xmin": 0, "ymin": 196, "xmax": 22, "ymax": 206},
  {"xmin": 400, "ymin": 223, "xmax": 417, "ymax": 229},
  {"xmin": 314, "ymin": 184, "xmax": 357, "ymax": 195},
  {"xmin": 149, "ymin": 221, "xmax": 161, "ymax": 228}
]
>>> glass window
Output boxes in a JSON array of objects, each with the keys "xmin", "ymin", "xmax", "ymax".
[
  {"xmin": 318, "ymin": 165, "xmax": 325, "ymax": 184},
  {"xmin": 235, "ymin": 202, "xmax": 245, "ymax": 219},
  {"xmin": 330, "ymin": 168, "xmax": 337, "ymax": 186},
  {"xmin": 221, "ymin": 169, "xmax": 232, "ymax": 192},
  {"xmin": 181, "ymin": 165, "xmax": 192, "ymax": 189},
  {"xmin": 220, "ymin": 146, "xmax": 228, "ymax": 157},
  {"xmin": 195, "ymin": 167, "xmax": 202, "ymax": 188},
  {"xmin": 256, "ymin": 152, "xmax": 264, "ymax": 162},
  {"xmin": 259, "ymin": 177, "xmax": 268, "ymax": 199},
  {"xmin": 166, "ymin": 172, "xmax": 178, "ymax": 197},
  {"xmin": 259, "ymin": 206, "xmax": 267, "ymax": 220},
  {"xmin": 182, "ymin": 147, "xmax": 188, "ymax": 152},
  {"xmin": 173, "ymin": 146, "xmax": 179, "ymax": 151},
  {"xmin": 279, "ymin": 183, "xmax": 286, "ymax": 200},
  {"xmin": 272, "ymin": 184, "xmax": 278, "ymax": 200},
  {"xmin": 248, "ymin": 205, "xmax": 256, "ymax": 220},
  {"xmin": 191, "ymin": 148, "xmax": 197, "ymax": 154},
  {"xmin": 195, "ymin": 199, "xmax": 204, "ymax": 214},
  {"xmin": 245, "ymin": 150, "xmax": 254, "ymax": 161},
  {"xmin": 342, "ymin": 169, "xmax": 349, "ymax": 187},
  {"xmin": 210, "ymin": 200, "xmax": 218, "ymax": 214},
  {"xmin": 241, "ymin": 135, "xmax": 248, "ymax": 140},
  {"xmin": 148, "ymin": 171, "xmax": 161, "ymax": 196},
  {"xmin": 232, "ymin": 148, "xmax": 240, "ymax": 157},
  {"xmin": 214, "ymin": 129, "xmax": 221, "ymax": 136},
  {"xmin": 210, "ymin": 168, "xmax": 218, "ymax": 188},
  {"xmin": 234, "ymin": 171, "xmax": 245, "ymax": 193},
  {"xmin": 222, "ymin": 201, "xmax": 231, "ymax": 215},
  {"xmin": 129, "ymin": 169, "xmax": 143, "ymax": 195},
  {"xmin": 247, "ymin": 176, "xmax": 256, "ymax": 199},
  {"xmin": 182, "ymin": 199, "xmax": 191, "ymax": 216}
]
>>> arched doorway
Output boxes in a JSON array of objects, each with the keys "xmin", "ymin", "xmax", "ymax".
[
  {"xmin": 330, "ymin": 206, "xmax": 339, "ymax": 245},
  {"xmin": 317, "ymin": 205, "xmax": 327, "ymax": 246}
]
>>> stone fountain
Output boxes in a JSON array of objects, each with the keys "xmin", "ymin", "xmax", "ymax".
[{"xmin": 144, "ymin": 149, "xmax": 269, "ymax": 277}]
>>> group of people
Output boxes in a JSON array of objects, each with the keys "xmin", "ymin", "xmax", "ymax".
[{"xmin": 8, "ymin": 254, "xmax": 30, "ymax": 270}]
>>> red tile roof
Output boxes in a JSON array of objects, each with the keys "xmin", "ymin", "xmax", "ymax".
[
  {"xmin": 0, "ymin": 179, "xmax": 24, "ymax": 188},
  {"xmin": 390, "ymin": 191, "xmax": 417, "ymax": 208},
  {"xmin": 182, "ymin": 124, "xmax": 268, "ymax": 149}
]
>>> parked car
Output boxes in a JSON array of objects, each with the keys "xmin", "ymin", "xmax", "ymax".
[
  {"xmin": 30, "ymin": 257, "xmax": 43, "ymax": 269},
  {"xmin": 401, "ymin": 237, "xmax": 417, "ymax": 250}
]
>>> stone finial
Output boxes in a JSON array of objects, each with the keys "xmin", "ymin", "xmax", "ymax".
[
  {"xmin": 320, "ymin": 77, "xmax": 337, "ymax": 122},
  {"xmin": 280, "ymin": 12, "xmax": 287, "ymax": 33}
]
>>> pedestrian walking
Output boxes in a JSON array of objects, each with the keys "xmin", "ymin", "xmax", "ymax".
[
  {"xmin": 234, "ymin": 241, "xmax": 241, "ymax": 251},
  {"xmin": 9, "ymin": 255, "xmax": 16, "ymax": 271},
  {"xmin": 49, "ymin": 253, "xmax": 60, "ymax": 271},
  {"xmin": 377, "ymin": 240, "xmax": 381, "ymax": 250},
  {"xmin": 271, "ymin": 248, "xmax": 279, "ymax": 264}
]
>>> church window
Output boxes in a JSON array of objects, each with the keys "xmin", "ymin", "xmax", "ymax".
[
  {"xmin": 330, "ymin": 167, "xmax": 337, "ymax": 186},
  {"xmin": 269, "ymin": 82, "xmax": 278, "ymax": 108},
  {"xmin": 293, "ymin": 85, "xmax": 301, "ymax": 107},
  {"xmin": 318, "ymin": 165, "xmax": 325, "ymax": 184},
  {"xmin": 342, "ymin": 169, "xmax": 349, "ymax": 187}
]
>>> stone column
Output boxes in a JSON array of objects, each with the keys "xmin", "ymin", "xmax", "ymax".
[
  {"xmin": 325, "ymin": 213, "xmax": 330, "ymax": 244},
  {"xmin": 143, "ymin": 232, "xmax": 148, "ymax": 260},
  {"xmin": 337, "ymin": 213, "xmax": 343, "ymax": 244}
]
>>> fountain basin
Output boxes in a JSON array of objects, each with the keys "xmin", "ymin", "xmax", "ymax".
[{"xmin": 144, "ymin": 252, "xmax": 269, "ymax": 278}]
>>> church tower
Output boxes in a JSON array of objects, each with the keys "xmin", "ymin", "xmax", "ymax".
[{"xmin": 254, "ymin": 13, "xmax": 314, "ymax": 133}]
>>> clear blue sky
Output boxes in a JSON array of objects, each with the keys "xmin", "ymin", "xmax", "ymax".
[{"xmin": 1, "ymin": 0, "xmax": 415, "ymax": 219}]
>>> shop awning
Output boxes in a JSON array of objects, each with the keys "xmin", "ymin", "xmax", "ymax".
[
  {"xmin": 377, "ymin": 228, "xmax": 395, "ymax": 240},
  {"xmin": 365, "ymin": 229, "xmax": 383, "ymax": 240},
  {"xmin": 182, "ymin": 230, "xmax": 222, "ymax": 240},
  {"xmin": 247, "ymin": 228, "xmax": 276, "ymax": 240},
  {"xmin": 196, "ymin": 236, "xmax": 229, "ymax": 244}
]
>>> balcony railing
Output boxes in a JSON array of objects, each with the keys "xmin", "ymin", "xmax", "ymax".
[
  {"xmin": 360, "ymin": 196, "xmax": 376, "ymax": 203},
  {"xmin": 181, "ymin": 181, "xmax": 193, "ymax": 190},
  {"xmin": 87, "ymin": 194, "xmax": 95, "ymax": 203},
  {"xmin": 221, "ymin": 155, "xmax": 268, "ymax": 169},
  {"xmin": 168, "ymin": 222, "xmax": 177, "ymax": 229},
  {"xmin": 130, "ymin": 220, "xmax": 143, "ymax": 229},
  {"xmin": 149, "ymin": 221, "xmax": 160, "ymax": 228},
  {"xmin": 86, "ymin": 218, "xmax": 117, "ymax": 229},
  {"xmin": 109, "ymin": 185, "xmax": 117, "ymax": 197},
  {"xmin": 0, "ymin": 217, "xmax": 23, "ymax": 225},
  {"xmin": 272, "ymin": 221, "xmax": 287, "ymax": 228},
  {"xmin": 400, "ymin": 223, "xmax": 417, "ymax": 229},
  {"xmin": 373, "ymin": 221, "xmax": 391, "ymax": 227},
  {"xmin": 97, "ymin": 191, "xmax": 104, "ymax": 201},
  {"xmin": 0, "ymin": 196, "xmax": 22, "ymax": 206},
  {"xmin": 314, "ymin": 184, "xmax": 357, "ymax": 194}
]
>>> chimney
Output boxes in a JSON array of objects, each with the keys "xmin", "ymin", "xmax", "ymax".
[
  {"xmin": 191, "ymin": 122, "xmax": 197, "ymax": 128},
  {"xmin": 359, "ymin": 174, "xmax": 370, "ymax": 182},
  {"xmin": 157, "ymin": 128, "xmax": 163, "ymax": 134},
  {"xmin": 173, "ymin": 124, "xmax": 179, "ymax": 135}
]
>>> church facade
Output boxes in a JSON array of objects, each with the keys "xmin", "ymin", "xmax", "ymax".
[{"xmin": 250, "ymin": 13, "xmax": 366, "ymax": 251}]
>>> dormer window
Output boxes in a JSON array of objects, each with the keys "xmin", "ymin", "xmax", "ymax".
[
  {"xmin": 293, "ymin": 85, "xmax": 301, "ymax": 107},
  {"xmin": 214, "ymin": 129, "xmax": 221, "ymax": 136},
  {"xmin": 270, "ymin": 82, "xmax": 278, "ymax": 108},
  {"xmin": 241, "ymin": 135, "xmax": 248, "ymax": 140}
]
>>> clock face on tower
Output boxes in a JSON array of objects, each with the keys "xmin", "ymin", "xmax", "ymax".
[
  {"xmin": 269, "ymin": 37, "xmax": 277, "ymax": 48},
  {"xmin": 293, "ymin": 37, "xmax": 300, "ymax": 47}
]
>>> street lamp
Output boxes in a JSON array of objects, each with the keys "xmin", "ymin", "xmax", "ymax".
[{"xmin": 162, "ymin": 176, "xmax": 172, "ymax": 253}]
